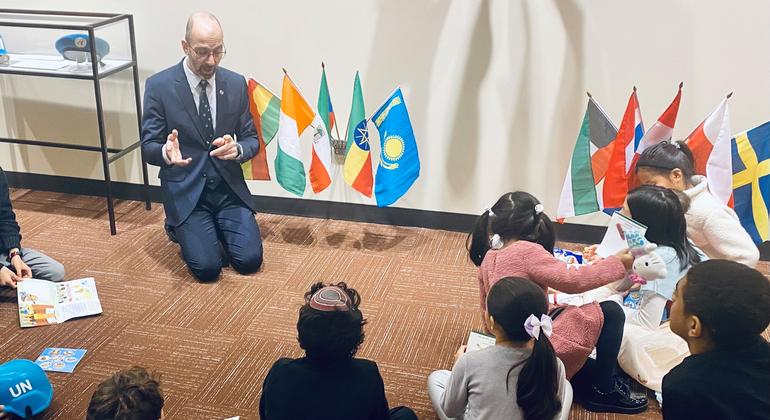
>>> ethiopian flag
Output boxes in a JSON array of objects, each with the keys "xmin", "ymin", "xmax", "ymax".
[
  {"xmin": 276, "ymin": 72, "xmax": 314, "ymax": 196},
  {"xmin": 343, "ymin": 71, "xmax": 373, "ymax": 197},
  {"xmin": 241, "ymin": 79, "xmax": 280, "ymax": 180}
]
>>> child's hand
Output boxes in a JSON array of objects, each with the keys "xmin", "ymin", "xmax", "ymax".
[
  {"xmin": 0, "ymin": 404, "xmax": 8, "ymax": 420},
  {"xmin": 615, "ymin": 248, "xmax": 634, "ymax": 270},
  {"xmin": 583, "ymin": 245, "xmax": 601, "ymax": 263},
  {"xmin": 454, "ymin": 345, "xmax": 467, "ymax": 363}
]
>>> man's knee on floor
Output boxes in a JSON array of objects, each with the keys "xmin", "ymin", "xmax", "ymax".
[
  {"xmin": 187, "ymin": 256, "xmax": 222, "ymax": 282},
  {"xmin": 34, "ymin": 259, "xmax": 66, "ymax": 282},
  {"xmin": 231, "ymin": 249, "xmax": 263, "ymax": 275}
]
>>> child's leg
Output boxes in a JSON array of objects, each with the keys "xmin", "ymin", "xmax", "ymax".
[
  {"xmin": 571, "ymin": 300, "xmax": 624, "ymax": 393},
  {"xmin": 427, "ymin": 370, "xmax": 460, "ymax": 420}
]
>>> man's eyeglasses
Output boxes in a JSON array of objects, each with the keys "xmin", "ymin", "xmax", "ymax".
[{"xmin": 191, "ymin": 45, "xmax": 226, "ymax": 59}]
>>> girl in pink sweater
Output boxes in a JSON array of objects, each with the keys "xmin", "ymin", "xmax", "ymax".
[{"xmin": 467, "ymin": 191, "xmax": 647, "ymax": 415}]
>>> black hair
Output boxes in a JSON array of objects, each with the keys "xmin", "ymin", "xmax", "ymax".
[
  {"xmin": 487, "ymin": 277, "xmax": 561, "ymax": 420},
  {"xmin": 635, "ymin": 140, "xmax": 696, "ymax": 180},
  {"xmin": 683, "ymin": 260, "xmax": 770, "ymax": 349},
  {"xmin": 297, "ymin": 282, "xmax": 366, "ymax": 361},
  {"xmin": 626, "ymin": 185, "xmax": 701, "ymax": 270},
  {"xmin": 467, "ymin": 192, "xmax": 556, "ymax": 266}
]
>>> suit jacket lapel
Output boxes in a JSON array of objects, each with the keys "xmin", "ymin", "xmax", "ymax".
[
  {"xmin": 215, "ymin": 72, "xmax": 228, "ymax": 138},
  {"xmin": 173, "ymin": 61, "xmax": 206, "ymax": 144}
]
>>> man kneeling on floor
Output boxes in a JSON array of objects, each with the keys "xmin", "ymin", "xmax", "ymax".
[{"xmin": 0, "ymin": 166, "xmax": 65, "ymax": 288}]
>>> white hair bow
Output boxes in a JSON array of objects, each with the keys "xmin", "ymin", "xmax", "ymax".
[{"xmin": 524, "ymin": 314, "xmax": 553, "ymax": 340}]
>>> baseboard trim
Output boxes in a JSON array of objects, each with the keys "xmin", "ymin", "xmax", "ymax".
[{"xmin": 16, "ymin": 171, "xmax": 766, "ymax": 257}]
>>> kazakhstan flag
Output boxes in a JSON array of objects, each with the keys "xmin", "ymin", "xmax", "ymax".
[{"xmin": 371, "ymin": 88, "xmax": 420, "ymax": 207}]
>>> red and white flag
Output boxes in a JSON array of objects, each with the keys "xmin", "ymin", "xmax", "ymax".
[
  {"xmin": 602, "ymin": 87, "xmax": 644, "ymax": 209},
  {"xmin": 628, "ymin": 83, "xmax": 683, "ymax": 188},
  {"xmin": 685, "ymin": 95, "xmax": 733, "ymax": 205}
]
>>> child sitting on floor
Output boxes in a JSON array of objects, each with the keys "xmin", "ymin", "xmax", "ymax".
[
  {"xmin": 428, "ymin": 277, "xmax": 570, "ymax": 420},
  {"xmin": 614, "ymin": 185, "xmax": 704, "ymax": 393},
  {"xmin": 663, "ymin": 260, "xmax": 770, "ymax": 419},
  {"xmin": 86, "ymin": 366, "xmax": 164, "ymax": 420},
  {"xmin": 467, "ymin": 191, "xmax": 646, "ymax": 414},
  {"xmin": 259, "ymin": 282, "xmax": 417, "ymax": 420}
]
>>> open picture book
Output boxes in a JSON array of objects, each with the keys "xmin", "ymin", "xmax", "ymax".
[{"xmin": 17, "ymin": 277, "xmax": 102, "ymax": 328}]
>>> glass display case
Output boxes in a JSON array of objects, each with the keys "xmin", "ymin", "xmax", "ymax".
[{"xmin": 0, "ymin": 9, "xmax": 150, "ymax": 235}]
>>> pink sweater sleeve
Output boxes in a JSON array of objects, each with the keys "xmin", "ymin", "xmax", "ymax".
[{"xmin": 525, "ymin": 245, "xmax": 627, "ymax": 293}]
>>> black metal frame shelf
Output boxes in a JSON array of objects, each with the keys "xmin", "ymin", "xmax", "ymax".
[{"xmin": 0, "ymin": 9, "xmax": 150, "ymax": 235}]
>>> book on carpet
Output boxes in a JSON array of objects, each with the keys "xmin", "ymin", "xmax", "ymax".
[
  {"xmin": 17, "ymin": 277, "xmax": 102, "ymax": 328},
  {"xmin": 35, "ymin": 347, "xmax": 87, "ymax": 373},
  {"xmin": 467, "ymin": 330, "xmax": 496, "ymax": 352},
  {"xmin": 595, "ymin": 211, "xmax": 647, "ymax": 257}
]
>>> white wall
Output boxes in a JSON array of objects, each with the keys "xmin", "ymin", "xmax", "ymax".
[{"xmin": 2, "ymin": 0, "xmax": 769, "ymax": 224}]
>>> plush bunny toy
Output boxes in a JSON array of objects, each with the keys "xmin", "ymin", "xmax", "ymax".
[{"xmin": 629, "ymin": 243, "xmax": 668, "ymax": 285}]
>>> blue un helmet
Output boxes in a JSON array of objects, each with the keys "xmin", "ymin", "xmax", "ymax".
[
  {"xmin": 0, "ymin": 359, "xmax": 53, "ymax": 418},
  {"xmin": 55, "ymin": 33, "xmax": 110, "ymax": 63}
]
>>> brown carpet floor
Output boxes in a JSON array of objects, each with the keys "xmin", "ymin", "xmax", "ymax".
[{"xmin": 1, "ymin": 190, "xmax": 768, "ymax": 419}]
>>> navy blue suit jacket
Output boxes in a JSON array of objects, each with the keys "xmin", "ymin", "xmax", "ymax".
[{"xmin": 141, "ymin": 60, "xmax": 259, "ymax": 226}]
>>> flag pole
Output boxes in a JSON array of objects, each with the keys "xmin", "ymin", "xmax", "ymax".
[{"xmin": 726, "ymin": 91, "xmax": 733, "ymax": 99}]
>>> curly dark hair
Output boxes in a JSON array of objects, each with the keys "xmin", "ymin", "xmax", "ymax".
[
  {"xmin": 86, "ymin": 366, "xmax": 164, "ymax": 420},
  {"xmin": 297, "ymin": 282, "xmax": 367, "ymax": 361}
]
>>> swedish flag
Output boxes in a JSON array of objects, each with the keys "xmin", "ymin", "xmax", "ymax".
[
  {"xmin": 732, "ymin": 121, "xmax": 770, "ymax": 244},
  {"xmin": 371, "ymin": 88, "xmax": 420, "ymax": 207}
]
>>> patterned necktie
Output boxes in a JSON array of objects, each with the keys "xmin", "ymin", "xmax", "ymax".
[{"xmin": 198, "ymin": 79, "xmax": 214, "ymax": 143}]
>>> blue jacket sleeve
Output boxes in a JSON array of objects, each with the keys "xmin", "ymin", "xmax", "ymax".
[{"xmin": 141, "ymin": 76, "xmax": 170, "ymax": 168}]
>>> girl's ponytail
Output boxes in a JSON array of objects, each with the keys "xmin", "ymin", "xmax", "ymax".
[
  {"xmin": 516, "ymin": 330, "xmax": 561, "ymax": 420},
  {"xmin": 467, "ymin": 209, "xmax": 492, "ymax": 267}
]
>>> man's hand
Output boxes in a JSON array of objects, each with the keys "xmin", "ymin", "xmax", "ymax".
[
  {"xmin": 210, "ymin": 134, "xmax": 239, "ymax": 160},
  {"xmin": 165, "ymin": 129, "xmax": 192, "ymax": 166},
  {"xmin": 0, "ymin": 266, "xmax": 21, "ymax": 288},
  {"xmin": 10, "ymin": 254, "xmax": 31, "ymax": 278}
]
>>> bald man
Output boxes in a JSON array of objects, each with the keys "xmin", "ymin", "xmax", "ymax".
[{"xmin": 141, "ymin": 12, "xmax": 263, "ymax": 282}]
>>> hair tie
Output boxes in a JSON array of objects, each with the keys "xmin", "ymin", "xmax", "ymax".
[
  {"xmin": 524, "ymin": 314, "xmax": 553, "ymax": 340},
  {"xmin": 484, "ymin": 205, "xmax": 495, "ymax": 217},
  {"xmin": 672, "ymin": 142, "xmax": 681, "ymax": 150},
  {"xmin": 490, "ymin": 234, "xmax": 504, "ymax": 250},
  {"xmin": 534, "ymin": 204, "xmax": 544, "ymax": 215}
]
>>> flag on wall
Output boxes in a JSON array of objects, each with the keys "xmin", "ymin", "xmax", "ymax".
[
  {"xmin": 343, "ymin": 71, "xmax": 373, "ymax": 197},
  {"xmin": 602, "ymin": 88, "xmax": 644, "ymax": 209},
  {"xmin": 241, "ymin": 79, "xmax": 280, "ymax": 180},
  {"xmin": 628, "ymin": 83, "xmax": 683, "ymax": 188},
  {"xmin": 732, "ymin": 121, "xmax": 770, "ymax": 244},
  {"xmin": 557, "ymin": 95, "xmax": 618, "ymax": 219},
  {"xmin": 685, "ymin": 95, "xmax": 733, "ymax": 205},
  {"xmin": 371, "ymin": 88, "xmax": 420, "ymax": 207},
  {"xmin": 276, "ymin": 72, "xmax": 315, "ymax": 196}
]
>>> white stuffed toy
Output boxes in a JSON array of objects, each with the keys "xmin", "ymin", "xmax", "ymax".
[{"xmin": 629, "ymin": 243, "xmax": 668, "ymax": 285}]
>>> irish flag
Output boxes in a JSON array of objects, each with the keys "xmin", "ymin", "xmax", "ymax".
[
  {"xmin": 628, "ymin": 83, "xmax": 683, "ymax": 188},
  {"xmin": 602, "ymin": 88, "xmax": 644, "ymax": 209},
  {"xmin": 343, "ymin": 71, "xmax": 373, "ymax": 197},
  {"xmin": 275, "ymin": 72, "xmax": 315, "ymax": 197},
  {"xmin": 557, "ymin": 95, "xmax": 618, "ymax": 219},
  {"xmin": 685, "ymin": 95, "xmax": 733, "ymax": 205},
  {"xmin": 241, "ymin": 79, "xmax": 280, "ymax": 181}
]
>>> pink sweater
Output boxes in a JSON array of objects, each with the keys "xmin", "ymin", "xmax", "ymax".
[{"xmin": 479, "ymin": 240, "xmax": 627, "ymax": 377}]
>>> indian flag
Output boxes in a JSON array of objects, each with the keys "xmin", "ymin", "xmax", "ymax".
[
  {"xmin": 557, "ymin": 96, "xmax": 618, "ymax": 220},
  {"xmin": 241, "ymin": 79, "xmax": 280, "ymax": 181},
  {"xmin": 275, "ymin": 72, "xmax": 315, "ymax": 196}
]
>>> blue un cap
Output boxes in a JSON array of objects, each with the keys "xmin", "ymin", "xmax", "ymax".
[
  {"xmin": 55, "ymin": 34, "xmax": 110, "ymax": 62},
  {"xmin": 0, "ymin": 359, "xmax": 53, "ymax": 418}
]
